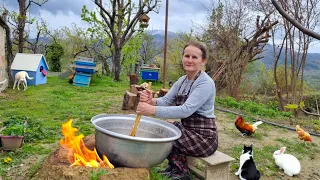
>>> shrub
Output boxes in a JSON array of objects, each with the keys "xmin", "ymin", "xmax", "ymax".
[
  {"xmin": 216, "ymin": 96, "xmax": 293, "ymax": 118},
  {"xmin": 46, "ymin": 43, "xmax": 64, "ymax": 72}
]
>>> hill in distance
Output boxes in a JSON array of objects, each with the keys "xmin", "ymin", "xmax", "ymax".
[{"xmin": 147, "ymin": 30, "xmax": 320, "ymax": 89}]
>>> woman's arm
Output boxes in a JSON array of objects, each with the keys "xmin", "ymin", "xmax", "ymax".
[
  {"xmin": 156, "ymin": 79, "xmax": 214, "ymax": 119},
  {"xmin": 140, "ymin": 78, "xmax": 182, "ymax": 106},
  {"xmin": 155, "ymin": 78, "xmax": 182, "ymax": 106}
]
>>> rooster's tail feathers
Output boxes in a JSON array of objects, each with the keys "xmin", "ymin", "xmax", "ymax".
[{"xmin": 252, "ymin": 121, "xmax": 263, "ymax": 129}]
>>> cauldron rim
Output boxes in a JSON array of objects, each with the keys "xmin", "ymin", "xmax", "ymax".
[{"xmin": 91, "ymin": 114, "xmax": 182, "ymax": 142}]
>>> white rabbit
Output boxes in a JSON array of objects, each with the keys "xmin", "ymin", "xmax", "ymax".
[{"xmin": 273, "ymin": 147, "xmax": 301, "ymax": 176}]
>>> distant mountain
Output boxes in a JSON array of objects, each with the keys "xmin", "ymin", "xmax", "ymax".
[
  {"xmin": 28, "ymin": 37, "xmax": 50, "ymax": 44},
  {"xmin": 148, "ymin": 30, "xmax": 320, "ymax": 89},
  {"xmin": 260, "ymin": 43, "xmax": 320, "ymax": 71},
  {"xmin": 146, "ymin": 30, "xmax": 178, "ymax": 47}
]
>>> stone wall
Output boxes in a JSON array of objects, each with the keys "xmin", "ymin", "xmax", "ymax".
[
  {"xmin": 0, "ymin": 26, "xmax": 8, "ymax": 92},
  {"xmin": 0, "ymin": 26, "xmax": 6, "ymax": 80}
]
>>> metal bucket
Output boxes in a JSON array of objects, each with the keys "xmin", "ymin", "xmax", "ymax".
[{"xmin": 91, "ymin": 114, "xmax": 181, "ymax": 168}]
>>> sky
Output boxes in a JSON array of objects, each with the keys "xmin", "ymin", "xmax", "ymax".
[
  {"xmin": 1, "ymin": 0, "xmax": 320, "ymax": 53},
  {"xmin": 0, "ymin": 0, "xmax": 211, "ymax": 34}
]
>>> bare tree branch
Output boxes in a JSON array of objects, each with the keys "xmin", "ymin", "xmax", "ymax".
[
  {"xmin": 95, "ymin": 0, "xmax": 112, "ymax": 30},
  {"xmin": 271, "ymin": 0, "xmax": 320, "ymax": 40},
  {"xmin": 26, "ymin": 0, "xmax": 48, "ymax": 10}
]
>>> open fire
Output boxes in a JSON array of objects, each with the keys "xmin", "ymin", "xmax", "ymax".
[{"xmin": 60, "ymin": 120, "xmax": 114, "ymax": 168}]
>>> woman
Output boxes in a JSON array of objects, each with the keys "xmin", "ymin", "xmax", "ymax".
[{"xmin": 136, "ymin": 41, "xmax": 218, "ymax": 180}]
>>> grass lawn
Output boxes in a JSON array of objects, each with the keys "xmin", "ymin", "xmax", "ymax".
[{"xmin": 0, "ymin": 74, "xmax": 319, "ymax": 180}]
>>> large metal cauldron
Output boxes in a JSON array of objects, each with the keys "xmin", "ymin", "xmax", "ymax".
[{"xmin": 91, "ymin": 114, "xmax": 182, "ymax": 168}]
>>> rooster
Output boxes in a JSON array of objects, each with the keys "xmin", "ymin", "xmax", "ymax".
[
  {"xmin": 235, "ymin": 115, "xmax": 263, "ymax": 136},
  {"xmin": 296, "ymin": 125, "xmax": 312, "ymax": 145}
]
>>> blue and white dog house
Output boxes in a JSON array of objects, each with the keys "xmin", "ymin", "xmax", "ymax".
[{"xmin": 11, "ymin": 53, "xmax": 49, "ymax": 86}]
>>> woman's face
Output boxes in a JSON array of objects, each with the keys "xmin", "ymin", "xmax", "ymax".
[{"xmin": 182, "ymin": 45, "xmax": 206, "ymax": 73}]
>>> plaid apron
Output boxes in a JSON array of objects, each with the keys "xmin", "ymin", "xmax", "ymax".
[{"xmin": 167, "ymin": 71, "xmax": 218, "ymax": 178}]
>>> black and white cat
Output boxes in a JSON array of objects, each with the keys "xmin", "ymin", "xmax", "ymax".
[{"xmin": 235, "ymin": 144, "xmax": 261, "ymax": 180}]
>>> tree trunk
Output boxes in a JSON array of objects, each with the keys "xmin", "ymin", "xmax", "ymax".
[
  {"xmin": 101, "ymin": 60, "xmax": 105, "ymax": 75},
  {"xmin": 18, "ymin": 0, "xmax": 26, "ymax": 53},
  {"xmin": 113, "ymin": 47, "xmax": 122, "ymax": 81}
]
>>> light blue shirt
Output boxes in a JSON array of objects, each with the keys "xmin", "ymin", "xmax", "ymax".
[{"xmin": 156, "ymin": 71, "xmax": 216, "ymax": 119}]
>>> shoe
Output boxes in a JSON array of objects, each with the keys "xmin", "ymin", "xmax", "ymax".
[
  {"xmin": 158, "ymin": 166, "xmax": 172, "ymax": 176},
  {"xmin": 168, "ymin": 170, "xmax": 191, "ymax": 180}
]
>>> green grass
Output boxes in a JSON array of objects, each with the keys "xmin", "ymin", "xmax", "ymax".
[{"xmin": 274, "ymin": 137, "xmax": 320, "ymax": 160}]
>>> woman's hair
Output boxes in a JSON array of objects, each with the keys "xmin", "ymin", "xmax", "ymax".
[{"xmin": 183, "ymin": 41, "xmax": 208, "ymax": 59}]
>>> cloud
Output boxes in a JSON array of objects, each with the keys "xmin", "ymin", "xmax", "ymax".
[
  {"xmin": 1, "ymin": 0, "xmax": 95, "ymax": 15},
  {"xmin": 1, "ymin": 0, "xmax": 210, "ymax": 34},
  {"xmin": 147, "ymin": 0, "xmax": 210, "ymax": 32},
  {"xmin": 35, "ymin": 9, "xmax": 88, "ymax": 30}
]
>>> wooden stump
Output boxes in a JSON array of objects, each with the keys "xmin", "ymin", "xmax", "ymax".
[
  {"xmin": 122, "ymin": 91, "xmax": 137, "ymax": 110},
  {"xmin": 130, "ymin": 85, "xmax": 139, "ymax": 95},
  {"xmin": 124, "ymin": 82, "xmax": 155, "ymax": 110},
  {"xmin": 158, "ymin": 88, "xmax": 169, "ymax": 97},
  {"xmin": 122, "ymin": 91, "xmax": 141, "ymax": 111},
  {"xmin": 129, "ymin": 74, "xmax": 139, "ymax": 85}
]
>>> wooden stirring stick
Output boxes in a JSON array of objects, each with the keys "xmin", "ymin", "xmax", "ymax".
[
  {"xmin": 129, "ymin": 82, "xmax": 152, "ymax": 137},
  {"xmin": 129, "ymin": 114, "xmax": 142, "ymax": 137}
]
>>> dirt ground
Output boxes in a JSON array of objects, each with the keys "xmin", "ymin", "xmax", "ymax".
[
  {"xmin": 215, "ymin": 111, "xmax": 320, "ymax": 180},
  {"xmin": 31, "ymin": 134, "xmax": 149, "ymax": 180}
]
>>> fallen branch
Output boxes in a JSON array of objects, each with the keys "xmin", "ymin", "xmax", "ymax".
[{"xmin": 299, "ymin": 106, "xmax": 320, "ymax": 117}]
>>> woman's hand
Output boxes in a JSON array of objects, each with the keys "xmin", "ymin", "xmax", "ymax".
[
  {"xmin": 139, "ymin": 90, "xmax": 153, "ymax": 104},
  {"xmin": 136, "ymin": 102, "xmax": 156, "ymax": 116}
]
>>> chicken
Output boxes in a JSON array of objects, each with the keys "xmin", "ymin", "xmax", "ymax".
[
  {"xmin": 235, "ymin": 115, "xmax": 263, "ymax": 136},
  {"xmin": 296, "ymin": 125, "xmax": 312, "ymax": 145}
]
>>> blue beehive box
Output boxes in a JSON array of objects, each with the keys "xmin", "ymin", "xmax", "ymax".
[
  {"xmin": 140, "ymin": 67, "xmax": 160, "ymax": 81},
  {"xmin": 72, "ymin": 57, "xmax": 96, "ymax": 87},
  {"xmin": 74, "ymin": 60, "xmax": 96, "ymax": 74},
  {"xmin": 73, "ymin": 73, "xmax": 92, "ymax": 87}
]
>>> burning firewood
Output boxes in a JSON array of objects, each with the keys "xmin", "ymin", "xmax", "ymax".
[{"xmin": 60, "ymin": 120, "xmax": 114, "ymax": 168}]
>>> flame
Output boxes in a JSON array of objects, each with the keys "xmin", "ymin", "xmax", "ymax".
[{"xmin": 60, "ymin": 119, "xmax": 114, "ymax": 168}]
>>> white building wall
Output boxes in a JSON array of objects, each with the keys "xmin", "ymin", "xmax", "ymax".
[{"xmin": 0, "ymin": 26, "xmax": 8, "ymax": 91}]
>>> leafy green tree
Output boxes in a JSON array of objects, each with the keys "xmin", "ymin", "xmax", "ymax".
[
  {"xmin": 156, "ymin": 31, "xmax": 195, "ymax": 82},
  {"xmin": 255, "ymin": 63, "xmax": 274, "ymax": 95},
  {"xmin": 81, "ymin": 0, "xmax": 161, "ymax": 81},
  {"xmin": 46, "ymin": 43, "xmax": 64, "ymax": 72},
  {"xmin": 140, "ymin": 32, "xmax": 162, "ymax": 65},
  {"xmin": 7, "ymin": 0, "xmax": 48, "ymax": 53},
  {"xmin": 25, "ymin": 18, "xmax": 49, "ymax": 54},
  {"xmin": 121, "ymin": 32, "xmax": 143, "ymax": 75},
  {"xmin": 57, "ymin": 24, "xmax": 113, "ymax": 75},
  {"xmin": 59, "ymin": 25, "xmax": 92, "ymax": 69}
]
